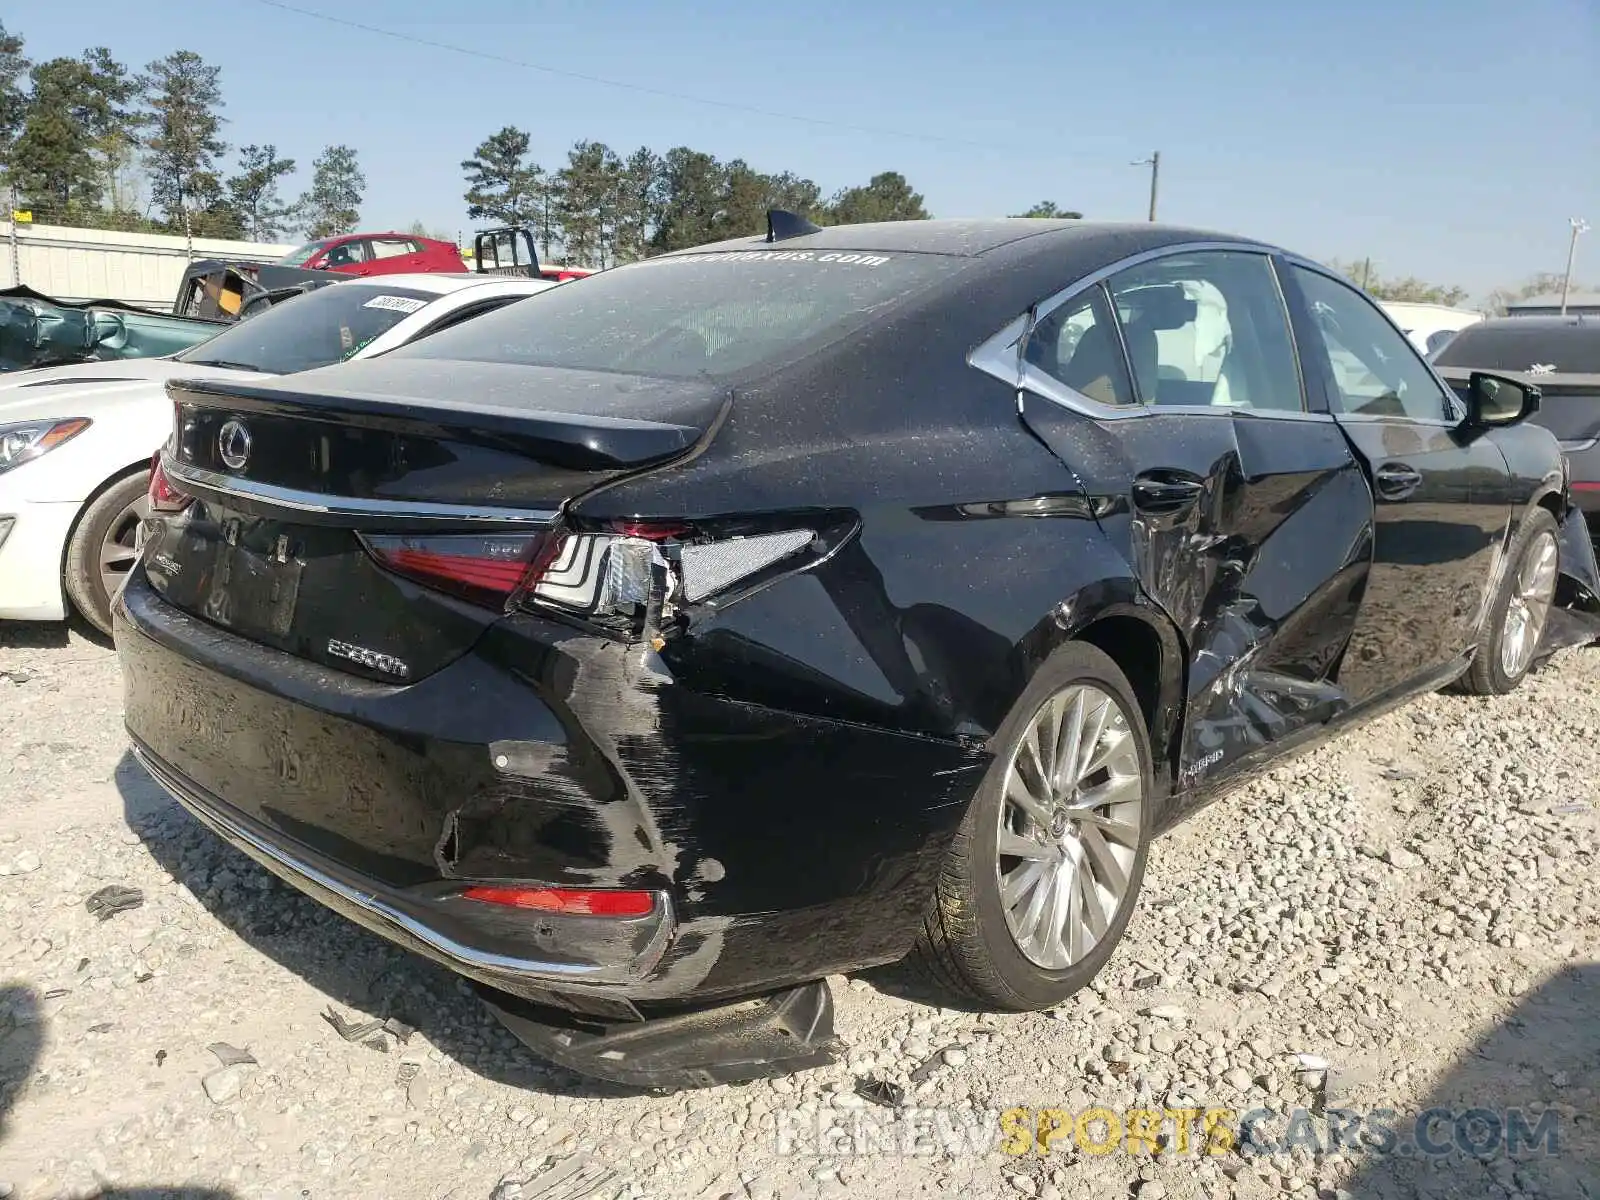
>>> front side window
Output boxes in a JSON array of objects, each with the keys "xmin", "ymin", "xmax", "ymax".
[
  {"xmin": 1024, "ymin": 287, "xmax": 1137, "ymax": 407},
  {"xmin": 176, "ymin": 284, "xmax": 436, "ymax": 374},
  {"xmin": 322, "ymin": 240, "xmax": 369, "ymax": 268},
  {"xmin": 1106, "ymin": 252, "xmax": 1304, "ymax": 411},
  {"xmin": 275, "ymin": 239, "xmax": 330, "ymax": 267},
  {"xmin": 1292, "ymin": 267, "xmax": 1451, "ymax": 421}
]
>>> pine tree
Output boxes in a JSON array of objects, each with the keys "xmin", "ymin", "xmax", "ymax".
[
  {"xmin": 651, "ymin": 147, "xmax": 723, "ymax": 253},
  {"xmin": 556, "ymin": 140, "xmax": 620, "ymax": 268},
  {"xmin": 461, "ymin": 126, "xmax": 542, "ymax": 226},
  {"xmin": 1012, "ymin": 201, "xmax": 1082, "ymax": 219},
  {"xmin": 296, "ymin": 144, "xmax": 364, "ymax": 239},
  {"xmin": 0, "ymin": 21, "xmax": 29, "ymax": 189},
  {"xmin": 137, "ymin": 50, "xmax": 227, "ymax": 236},
  {"xmin": 824, "ymin": 171, "xmax": 929, "ymax": 225},
  {"xmin": 612, "ymin": 146, "xmax": 659, "ymax": 264},
  {"xmin": 227, "ymin": 144, "xmax": 296, "ymax": 241},
  {"xmin": 13, "ymin": 49, "xmax": 134, "ymax": 216}
]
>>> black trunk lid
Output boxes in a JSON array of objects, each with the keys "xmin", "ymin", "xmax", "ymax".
[{"xmin": 148, "ymin": 361, "xmax": 726, "ymax": 680}]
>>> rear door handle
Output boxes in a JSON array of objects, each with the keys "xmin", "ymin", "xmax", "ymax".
[
  {"xmin": 1374, "ymin": 462, "xmax": 1423, "ymax": 501},
  {"xmin": 1132, "ymin": 471, "xmax": 1206, "ymax": 514}
]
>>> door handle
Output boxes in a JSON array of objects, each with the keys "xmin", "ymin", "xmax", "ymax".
[
  {"xmin": 1132, "ymin": 471, "xmax": 1206, "ymax": 514},
  {"xmin": 1374, "ymin": 462, "xmax": 1423, "ymax": 501}
]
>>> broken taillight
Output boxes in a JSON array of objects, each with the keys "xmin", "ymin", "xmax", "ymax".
[
  {"xmin": 147, "ymin": 453, "xmax": 192, "ymax": 514},
  {"xmin": 363, "ymin": 518, "xmax": 827, "ymax": 636},
  {"xmin": 360, "ymin": 532, "xmax": 551, "ymax": 609},
  {"xmin": 460, "ymin": 885, "xmax": 655, "ymax": 917}
]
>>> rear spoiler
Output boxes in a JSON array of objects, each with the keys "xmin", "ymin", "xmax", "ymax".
[{"xmin": 167, "ymin": 372, "xmax": 715, "ymax": 473}]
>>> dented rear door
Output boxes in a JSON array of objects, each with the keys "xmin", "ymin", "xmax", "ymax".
[{"xmin": 1014, "ymin": 248, "xmax": 1373, "ymax": 799}]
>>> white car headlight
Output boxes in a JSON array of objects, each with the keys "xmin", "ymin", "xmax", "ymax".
[{"xmin": 0, "ymin": 418, "xmax": 92, "ymax": 475}]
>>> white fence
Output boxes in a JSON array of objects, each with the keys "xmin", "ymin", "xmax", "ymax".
[{"xmin": 0, "ymin": 221, "xmax": 296, "ymax": 310}]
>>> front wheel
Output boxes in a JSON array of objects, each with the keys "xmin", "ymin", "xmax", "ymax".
[
  {"xmin": 1461, "ymin": 508, "xmax": 1560, "ymax": 696},
  {"xmin": 911, "ymin": 642, "xmax": 1154, "ymax": 1011},
  {"xmin": 63, "ymin": 471, "xmax": 150, "ymax": 637}
]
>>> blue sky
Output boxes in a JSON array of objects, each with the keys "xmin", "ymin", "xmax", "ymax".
[{"xmin": 13, "ymin": 0, "xmax": 1598, "ymax": 300}]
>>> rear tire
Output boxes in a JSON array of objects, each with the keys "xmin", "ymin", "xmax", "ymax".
[
  {"xmin": 1461, "ymin": 508, "xmax": 1559, "ymax": 696},
  {"xmin": 64, "ymin": 471, "xmax": 150, "ymax": 637},
  {"xmin": 910, "ymin": 642, "xmax": 1155, "ymax": 1011}
]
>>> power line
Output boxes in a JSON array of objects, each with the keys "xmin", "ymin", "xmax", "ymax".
[{"xmin": 248, "ymin": 0, "xmax": 1014, "ymax": 155}]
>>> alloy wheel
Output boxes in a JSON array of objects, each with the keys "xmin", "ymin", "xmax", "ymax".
[
  {"xmin": 1500, "ymin": 530, "xmax": 1558, "ymax": 679},
  {"xmin": 99, "ymin": 492, "xmax": 151, "ymax": 604},
  {"xmin": 995, "ymin": 683, "xmax": 1144, "ymax": 970}
]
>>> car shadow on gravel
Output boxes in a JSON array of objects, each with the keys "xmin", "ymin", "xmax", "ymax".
[
  {"xmin": 115, "ymin": 752, "xmax": 654, "ymax": 1102},
  {"xmin": 0, "ymin": 620, "xmax": 72, "ymax": 651},
  {"xmin": 1342, "ymin": 961, "xmax": 1598, "ymax": 1200},
  {"xmin": 2, "ymin": 985, "xmax": 237, "ymax": 1198}
]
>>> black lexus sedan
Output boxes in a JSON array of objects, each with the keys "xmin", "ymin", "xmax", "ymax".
[{"xmin": 116, "ymin": 216, "xmax": 1600, "ymax": 1088}]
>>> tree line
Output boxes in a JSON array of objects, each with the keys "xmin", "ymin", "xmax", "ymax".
[
  {"xmin": 0, "ymin": 18, "xmax": 1576, "ymax": 302},
  {"xmin": 0, "ymin": 20, "xmax": 363, "ymax": 241}
]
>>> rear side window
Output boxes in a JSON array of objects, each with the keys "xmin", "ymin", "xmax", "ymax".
[
  {"xmin": 1025, "ymin": 287, "xmax": 1137, "ymax": 407},
  {"xmin": 1433, "ymin": 322, "xmax": 1600, "ymax": 374},
  {"xmin": 370, "ymin": 238, "xmax": 419, "ymax": 260},
  {"xmin": 394, "ymin": 251, "xmax": 961, "ymax": 381}
]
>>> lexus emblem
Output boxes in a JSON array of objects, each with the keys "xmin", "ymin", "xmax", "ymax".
[{"xmin": 217, "ymin": 419, "xmax": 252, "ymax": 471}]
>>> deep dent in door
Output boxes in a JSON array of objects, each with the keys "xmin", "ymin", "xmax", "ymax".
[{"xmin": 1016, "ymin": 396, "xmax": 1374, "ymax": 807}]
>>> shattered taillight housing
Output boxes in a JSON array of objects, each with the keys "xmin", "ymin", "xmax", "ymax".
[
  {"xmin": 146, "ymin": 452, "xmax": 192, "ymax": 514},
  {"xmin": 360, "ymin": 516, "xmax": 850, "ymax": 642},
  {"xmin": 514, "ymin": 521, "xmax": 825, "ymax": 639}
]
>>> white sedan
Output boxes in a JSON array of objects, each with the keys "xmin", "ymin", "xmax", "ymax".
[{"xmin": 0, "ymin": 273, "xmax": 556, "ymax": 634}]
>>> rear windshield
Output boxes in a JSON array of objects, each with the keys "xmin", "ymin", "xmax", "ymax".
[
  {"xmin": 175, "ymin": 284, "xmax": 436, "ymax": 375},
  {"xmin": 1433, "ymin": 322, "xmax": 1600, "ymax": 374},
  {"xmin": 391, "ymin": 250, "xmax": 960, "ymax": 380}
]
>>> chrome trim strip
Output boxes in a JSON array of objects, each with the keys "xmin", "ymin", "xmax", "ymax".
[
  {"xmin": 1033, "ymin": 240, "xmax": 1275, "ymax": 326},
  {"xmin": 133, "ymin": 744, "xmax": 671, "ymax": 984},
  {"xmin": 968, "ymin": 312, "xmax": 1028, "ymax": 395},
  {"xmin": 1559, "ymin": 438, "xmax": 1597, "ymax": 452},
  {"xmin": 162, "ymin": 453, "xmax": 559, "ymax": 526}
]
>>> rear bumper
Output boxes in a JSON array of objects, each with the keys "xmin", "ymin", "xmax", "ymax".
[
  {"xmin": 115, "ymin": 567, "xmax": 982, "ymax": 1010},
  {"xmin": 130, "ymin": 739, "xmax": 667, "ymax": 1017}
]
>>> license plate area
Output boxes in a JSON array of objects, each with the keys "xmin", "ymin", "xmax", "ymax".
[{"xmin": 203, "ymin": 533, "xmax": 303, "ymax": 637}]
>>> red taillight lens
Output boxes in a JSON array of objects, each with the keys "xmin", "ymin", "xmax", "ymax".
[
  {"xmin": 361, "ymin": 532, "xmax": 547, "ymax": 608},
  {"xmin": 461, "ymin": 885, "xmax": 655, "ymax": 918},
  {"xmin": 147, "ymin": 454, "xmax": 192, "ymax": 514}
]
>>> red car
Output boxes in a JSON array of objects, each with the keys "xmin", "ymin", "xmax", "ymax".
[{"xmin": 275, "ymin": 233, "xmax": 466, "ymax": 276}]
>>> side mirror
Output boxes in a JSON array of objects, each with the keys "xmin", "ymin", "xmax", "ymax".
[{"xmin": 1464, "ymin": 371, "xmax": 1540, "ymax": 429}]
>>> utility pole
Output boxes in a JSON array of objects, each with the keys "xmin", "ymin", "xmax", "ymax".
[
  {"xmin": 1360, "ymin": 258, "xmax": 1373, "ymax": 290},
  {"xmin": 1560, "ymin": 217, "xmax": 1590, "ymax": 315},
  {"xmin": 1131, "ymin": 151, "xmax": 1160, "ymax": 221}
]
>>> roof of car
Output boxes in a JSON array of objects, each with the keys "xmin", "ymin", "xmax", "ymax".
[
  {"xmin": 1462, "ymin": 315, "xmax": 1597, "ymax": 331},
  {"xmin": 338, "ymin": 273, "xmax": 550, "ymax": 297},
  {"xmin": 665, "ymin": 219, "xmax": 1261, "ymax": 258},
  {"xmin": 1506, "ymin": 291, "xmax": 1600, "ymax": 310}
]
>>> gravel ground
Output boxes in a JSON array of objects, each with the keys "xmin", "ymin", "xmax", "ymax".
[{"xmin": 0, "ymin": 621, "xmax": 1595, "ymax": 1200}]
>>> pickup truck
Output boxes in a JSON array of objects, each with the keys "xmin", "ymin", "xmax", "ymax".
[{"xmin": 173, "ymin": 226, "xmax": 590, "ymax": 322}]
